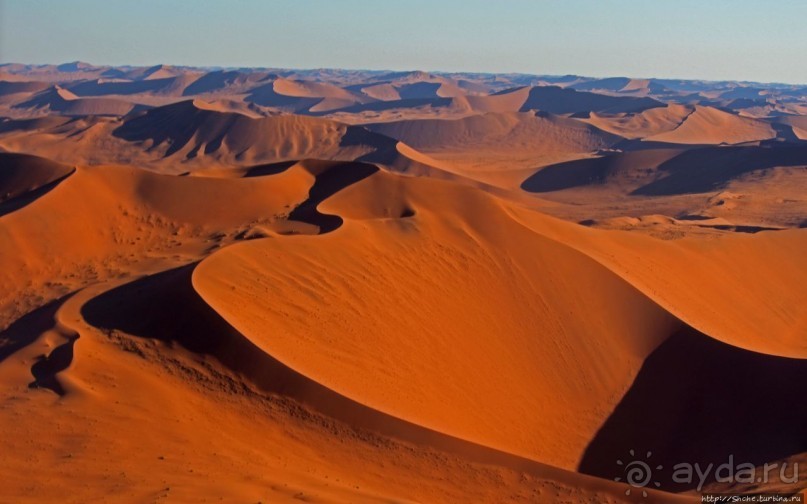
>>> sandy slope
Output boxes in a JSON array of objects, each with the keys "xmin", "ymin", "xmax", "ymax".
[
  {"xmin": 365, "ymin": 112, "xmax": 621, "ymax": 187},
  {"xmin": 583, "ymin": 104, "xmax": 693, "ymax": 139},
  {"xmin": 0, "ymin": 100, "xmax": 403, "ymax": 171},
  {"xmin": 506, "ymin": 207, "xmax": 807, "ymax": 357},
  {"xmin": 647, "ymin": 106, "xmax": 776, "ymax": 144}
]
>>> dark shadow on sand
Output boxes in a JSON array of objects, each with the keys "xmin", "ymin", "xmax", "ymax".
[{"xmin": 579, "ymin": 326, "xmax": 807, "ymax": 491}]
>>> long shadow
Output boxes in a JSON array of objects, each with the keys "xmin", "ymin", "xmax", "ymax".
[
  {"xmin": 0, "ymin": 153, "xmax": 75, "ymax": 217},
  {"xmin": 631, "ymin": 144, "xmax": 807, "ymax": 196},
  {"xmin": 579, "ymin": 326, "xmax": 807, "ymax": 491},
  {"xmin": 0, "ymin": 296, "xmax": 70, "ymax": 363},
  {"xmin": 0, "ymin": 172, "xmax": 73, "ymax": 218},
  {"xmin": 111, "ymin": 100, "xmax": 238, "ymax": 157},
  {"xmin": 521, "ymin": 144, "xmax": 807, "ymax": 195},
  {"xmin": 519, "ymin": 86, "xmax": 663, "ymax": 114},
  {"xmin": 0, "ymin": 294, "xmax": 79, "ymax": 395},
  {"xmin": 242, "ymin": 160, "xmax": 298, "ymax": 178},
  {"xmin": 82, "ymin": 264, "xmax": 238, "ymax": 356},
  {"xmin": 288, "ymin": 161, "xmax": 378, "ymax": 233},
  {"xmin": 520, "ymin": 148, "xmax": 686, "ymax": 193},
  {"xmin": 321, "ymin": 97, "xmax": 452, "ymax": 115},
  {"xmin": 521, "ymin": 155, "xmax": 620, "ymax": 192},
  {"xmin": 67, "ymin": 78, "xmax": 175, "ymax": 97},
  {"xmin": 29, "ymin": 333, "xmax": 77, "ymax": 396}
]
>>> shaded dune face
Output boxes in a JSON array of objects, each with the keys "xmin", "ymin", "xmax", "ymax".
[
  {"xmin": 522, "ymin": 145, "xmax": 807, "ymax": 195},
  {"xmin": 580, "ymin": 326, "xmax": 807, "ymax": 492},
  {"xmin": 0, "ymin": 152, "xmax": 75, "ymax": 216}
]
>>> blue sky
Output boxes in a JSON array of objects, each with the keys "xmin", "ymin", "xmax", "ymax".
[{"xmin": 1, "ymin": 0, "xmax": 805, "ymax": 83}]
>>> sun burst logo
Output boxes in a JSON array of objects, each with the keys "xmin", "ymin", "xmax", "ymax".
[{"xmin": 615, "ymin": 449, "xmax": 663, "ymax": 498}]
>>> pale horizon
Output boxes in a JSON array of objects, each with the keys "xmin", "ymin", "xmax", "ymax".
[{"xmin": 2, "ymin": 0, "xmax": 806, "ymax": 85}]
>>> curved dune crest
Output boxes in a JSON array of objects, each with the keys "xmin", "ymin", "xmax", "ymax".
[
  {"xmin": 13, "ymin": 85, "xmax": 140, "ymax": 116},
  {"xmin": 583, "ymin": 104, "xmax": 693, "ymax": 139},
  {"xmin": 365, "ymin": 111, "xmax": 623, "ymax": 188},
  {"xmin": 506, "ymin": 206, "xmax": 807, "ymax": 358},
  {"xmin": 647, "ymin": 106, "xmax": 776, "ymax": 144},
  {"xmin": 193, "ymin": 172, "xmax": 682, "ymax": 470},
  {"xmin": 367, "ymin": 111, "xmax": 620, "ymax": 153},
  {"xmin": 0, "ymin": 101, "xmax": 409, "ymax": 170},
  {"xmin": 0, "ymin": 152, "xmax": 74, "ymax": 205}
]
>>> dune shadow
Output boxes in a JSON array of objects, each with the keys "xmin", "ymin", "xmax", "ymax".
[
  {"xmin": 0, "ymin": 172, "xmax": 73, "ymax": 218},
  {"xmin": 339, "ymin": 124, "xmax": 399, "ymax": 151},
  {"xmin": 68, "ymin": 78, "xmax": 174, "ymax": 97},
  {"xmin": 521, "ymin": 144, "xmax": 807, "ymax": 196},
  {"xmin": 29, "ymin": 332, "xmax": 77, "ymax": 396},
  {"xmin": 82, "ymin": 264, "xmax": 255, "ymax": 356},
  {"xmin": 242, "ymin": 160, "xmax": 298, "ymax": 178},
  {"xmin": 0, "ymin": 296, "xmax": 70, "ymax": 363},
  {"xmin": 579, "ymin": 326, "xmax": 807, "ymax": 491},
  {"xmin": 111, "ymin": 101, "xmax": 235, "ymax": 157},
  {"xmin": 521, "ymin": 155, "xmax": 615, "ymax": 192},
  {"xmin": 631, "ymin": 144, "xmax": 807, "ymax": 196},
  {"xmin": 289, "ymin": 161, "xmax": 379, "ymax": 233},
  {"xmin": 518, "ymin": 86, "xmax": 663, "ymax": 114},
  {"xmin": 323, "ymin": 97, "xmax": 451, "ymax": 115}
]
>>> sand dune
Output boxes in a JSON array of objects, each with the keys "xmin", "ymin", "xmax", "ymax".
[
  {"xmin": 0, "ymin": 80, "xmax": 52, "ymax": 95},
  {"xmin": 63, "ymin": 73, "xmax": 199, "ymax": 98},
  {"xmin": 366, "ymin": 111, "xmax": 622, "ymax": 186},
  {"xmin": 507, "ymin": 208, "xmax": 807, "ymax": 357},
  {"xmin": 246, "ymin": 78, "xmax": 371, "ymax": 113},
  {"xmin": 583, "ymin": 104, "xmax": 693, "ymax": 139},
  {"xmin": 647, "ymin": 106, "xmax": 777, "ymax": 144},
  {"xmin": 182, "ymin": 69, "xmax": 275, "ymax": 96},
  {"xmin": 775, "ymin": 115, "xmax": 807, "ymax": 140},
  {"xmin": 519, "ymin": 86, "xmax": 664, "ymax": 114},
  {"xmin": 524, "ymin": 144, "xmax": 807, "ymax": 195},
  {"xmin": 0, "ymin": 100, "xmax": 412, "ymax": 170},
  {"xmin": 0, "ymin": 152, "xmax": 74, "ymax": 209},
  {"xmin": 521, "ymin": 142, "xmax": 807, "ymax": 230},
  {"xmin": 13, "ymin": 85, "xmax": 142, "ymax": 116},
  {"xmin": 367, "ymin": 111, "xmax": 620, "ymax": 153},
  {"xmin": 2, "ymin": 154, "xmax": 802, "ymax": 500},
  {"xmin": 353, "ymin": 82, "xmax": 401, "ymax": 101}
]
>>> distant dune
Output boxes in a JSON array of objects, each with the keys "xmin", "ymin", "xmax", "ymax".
[
  {"xmin": 647, "ymin": 106, "xmax": 776, "ymax": 144},
  {"xmin": 14, "ymin": 85, "xmax": 141, "ymax": 116}
]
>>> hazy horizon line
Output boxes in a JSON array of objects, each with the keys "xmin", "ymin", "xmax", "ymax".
[{"xmin": 3, "ymin": 60, "xmax": 806, "ymax": 88}]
